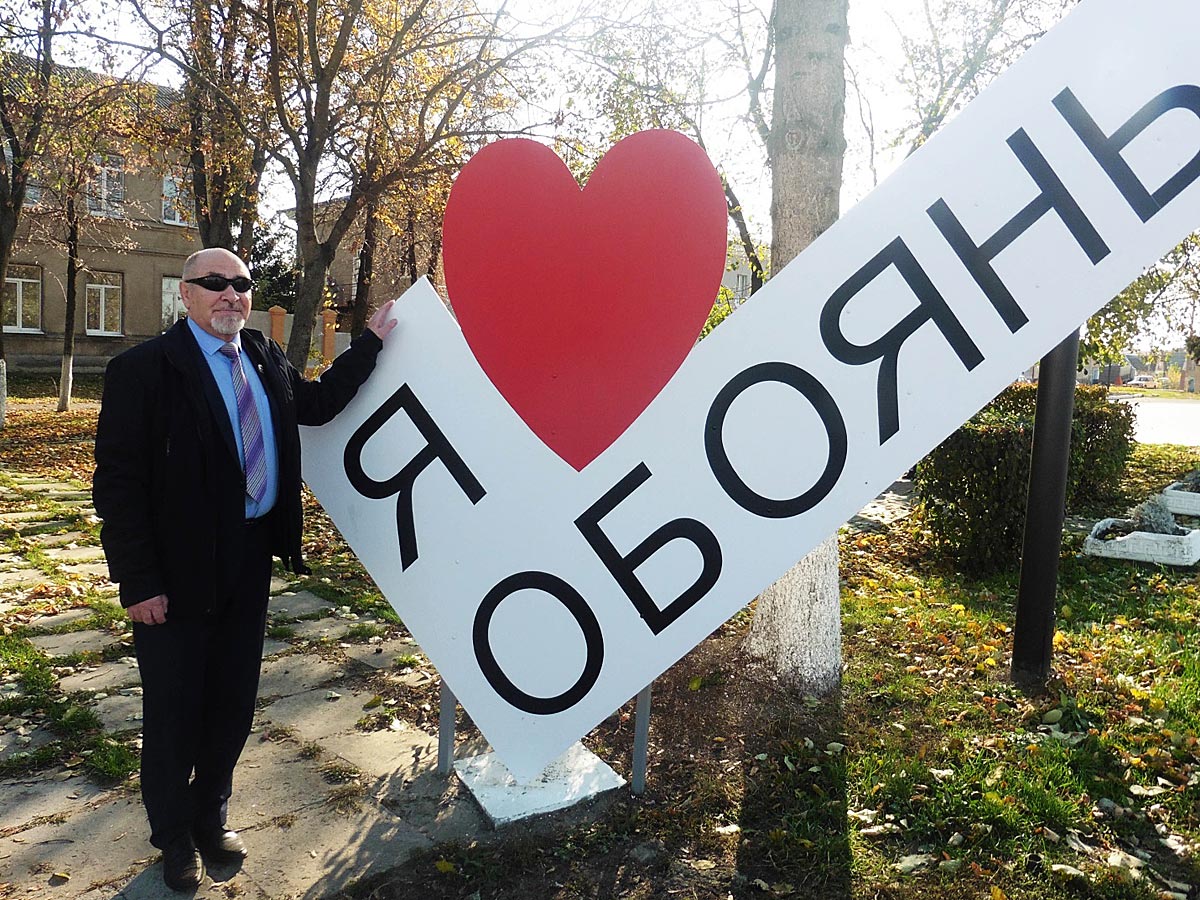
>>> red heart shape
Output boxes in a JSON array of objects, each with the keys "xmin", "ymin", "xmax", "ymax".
[{"xmin": 443, "ymin": 130, "xmax": 728, "ymax": 470}]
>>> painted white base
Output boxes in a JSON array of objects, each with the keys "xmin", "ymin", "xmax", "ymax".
[
  {"xmin": 1083, "ymin": 518, "xmax": 1200, "ymax": 566},
  {"xmin": 454, "ymin": 742, "xmax": 626, "ymax": 827},
  {"xmin": 1161, "ymin": 482, "xmax": 1200, "ymax": 516}
]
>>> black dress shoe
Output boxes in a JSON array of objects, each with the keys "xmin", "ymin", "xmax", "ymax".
[
  {"xmin": 162, "ymin": 834, "xmax": 205, "ymax": 891},
  {"xmin": 193, "ymin": 826, "xmax": 248, "ymax": 864}
]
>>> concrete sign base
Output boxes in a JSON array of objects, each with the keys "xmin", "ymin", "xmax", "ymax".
[{"xmin": 454, "ymin": 742, "xmax": 626, "ymax": 827}]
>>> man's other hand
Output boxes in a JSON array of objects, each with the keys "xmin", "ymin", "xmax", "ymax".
[
  {"xmin": 128, "ymin": 594, "xmax": 169, "ymax": 625},
  {"xmin": 367, "ymin": 299, "xmax": 398, "ymax": 341}
]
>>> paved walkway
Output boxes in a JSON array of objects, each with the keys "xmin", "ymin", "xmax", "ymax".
[
  {"xmin": 0, "ymin": 469, "xmax": 922, "ymax": 900},
  {"xmin": 0, "ymin": 472, "xmax": 490, "ymax": 900}
]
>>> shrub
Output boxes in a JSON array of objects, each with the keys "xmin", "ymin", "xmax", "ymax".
[
  {"xmin": 914, "ymin": 383, "xmax": 1135, "ymax": 575},
  {"xmin": 1127, "ymin": 496, "xmax": 1182, "ymax": 535}
]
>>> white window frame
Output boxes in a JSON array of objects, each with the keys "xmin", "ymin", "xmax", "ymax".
[
  {"xmin": 162, "ymin": 171, "xmax": 192, "ymax": 225},
  {"xmin": 3, "ymin": 263, "xmax": 43, "ymax": 333},
  {"xmin": 88, "ymin": 154, "xmax": 124, "ymax": 218},
  {"xmin": 85, "ymin": 271, "xmax": 124, "ymax": 336},
  {"xmin": 161, "ymin": 275, "xmax": 185, "ymax": 331}
]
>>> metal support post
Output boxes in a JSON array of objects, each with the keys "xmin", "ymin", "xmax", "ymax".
[
  {"xmin": 631, "ymin": 683, "xmax": 652, "ymax": 795},
  {"xmin": 1012, "ymin": 330, "xmax": 1080, "ymax": 689},
  {"xmin": 437, "ymin": 679, "xmax": 456, "ymax": 776}
]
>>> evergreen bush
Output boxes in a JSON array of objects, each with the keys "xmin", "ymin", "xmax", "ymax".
[{"xmin": 913, "ymin": 383, "xmax": 1135, "ymax": 575}]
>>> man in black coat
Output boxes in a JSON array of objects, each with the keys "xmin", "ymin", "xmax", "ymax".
[{"xmin": 93, "ymin": 247, "xmax": 396, "ymax": 891}]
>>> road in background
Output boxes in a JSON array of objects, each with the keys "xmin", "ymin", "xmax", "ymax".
[{"xmin": 1118, "ymin": 396, "xmax": 1200, "ymax": 445}]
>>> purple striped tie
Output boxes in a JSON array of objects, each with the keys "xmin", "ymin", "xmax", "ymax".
[{"xmin": 219, "ymin": 343, "xmax": 268, "ymax": 503}]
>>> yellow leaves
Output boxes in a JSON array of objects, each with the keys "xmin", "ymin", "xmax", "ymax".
[
  {"xmin": 433, "ymin": 858, "xmax": 457, "ymax": 875},
  {"xmin": 991, "ymin": 886, "xmax": 1009, "ymax": 900}
]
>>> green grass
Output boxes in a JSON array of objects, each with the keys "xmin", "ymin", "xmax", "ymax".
[
  {"xmin": 344, "ymin": 622, "xmax": 387, "ymax": 642},
  {"xmin": 1108, "ymin": 384, "xmax": 1200, "ymax": 400},
  {"xmin": 83, "ymin": 736, "xmax": 139, "ymax": 780}
]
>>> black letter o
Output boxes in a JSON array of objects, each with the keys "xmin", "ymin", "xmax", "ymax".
[
  {"xmin": 473, "ymin": 572, "xmax": 604, "ymax": 715},
  {"xmin": 705, "ymin": 362, "xmax": 847, "ymax": 518}
]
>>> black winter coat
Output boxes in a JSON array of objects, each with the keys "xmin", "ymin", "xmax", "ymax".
[{"xmin": 93, "ymin": 320, "xmax": 382, "ymax": 615}]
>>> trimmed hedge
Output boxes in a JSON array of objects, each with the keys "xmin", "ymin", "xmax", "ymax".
[{"xmin": 913, "ymin": 384, "xmax": 1135, "ymax": 575}]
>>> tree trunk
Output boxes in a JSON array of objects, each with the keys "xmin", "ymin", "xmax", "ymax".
[
  {"xmin": 405, "ymin": 210, "xmax": 418, "ymax": 285},
  {"xmin": 0, "ymin": 224, "xmax": 15, "ymax": 429},
  {"xmin": 745, "ymin": 0, "xmax": 849, "ymax": 693},
  {"xmin": 426, "ymin": 231, "xmax": 442, "ymax": 282},
  {"xmin": 288, "ymin": 252, "xmax": 331, "ymax": 372},
  {"xmin": 58, "ymin": 196, "xmax": 80, "ymax": 412},
  {"xmin": 350, "ymin": 196, "xmax": 379, "ymax": 337}
]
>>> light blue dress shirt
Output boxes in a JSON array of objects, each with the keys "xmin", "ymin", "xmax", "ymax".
[{"xmin": 187, "ymin": 317, "xmax": 280, "ymax": 519}]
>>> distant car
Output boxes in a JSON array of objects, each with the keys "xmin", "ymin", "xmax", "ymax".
[{"xmin": 1128, "ymin": 374, "xmax": 1158, "ymax": 388}]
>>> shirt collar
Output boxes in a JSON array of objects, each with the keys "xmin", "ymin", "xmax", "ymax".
[{"xmin": 187, "ymin": 316, "xmax": 242, "ymax": 358}]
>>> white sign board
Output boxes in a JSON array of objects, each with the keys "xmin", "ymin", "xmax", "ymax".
[{"xmin": 303, "ymin": 0, "xmax": 1200, "ymax": 781}]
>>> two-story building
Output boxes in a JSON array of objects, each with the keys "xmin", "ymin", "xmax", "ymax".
[
  {"xmin": 2, "ymin": 56, "xmax": 202, "ymax": 373},
  {"xmin": 3, "ymin": 156, "xmax": 202, "ymax": 373}
]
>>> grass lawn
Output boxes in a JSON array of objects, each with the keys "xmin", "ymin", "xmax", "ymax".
[
  {"xmin": 1, "ymin": 390, "xmax": 1198, "ymax": 898},
  {"xmin": 1108, "ymin": 385, "xmax": 1200, "ymax": 401}
]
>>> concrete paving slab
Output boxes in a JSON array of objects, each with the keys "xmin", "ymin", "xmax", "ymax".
[
  {"xmin": 0, "ymin": 723, "xmax": 56, "ymax": 761},
  {"xmin": 27, "ymin": 629, "xmax": 116, "ymax": 658},
  {"xmin": 94, "ymin": 693, "xmax": 142, "ymax": 731},
  {"xmin": 0, "ymin": 551, "xmax": 25, "ymax": 570},
  {"xmin": 19, "ymin": 481, "xmax": 81, "ymax": 492},
  {"xmin": 16, "ymin": 519, "xmax": 73, "ymax": 536},
  {"xmin": 321, "ymin": 727, "xmax": 439, "ymax": 782},
  {"xmin": 60, "ymin": 657, "xmax": 140, "ymax": 694},
  {"xmin": 268, "ymin": 574, "xmax": 296, "ymax": 595},
  {"xmin": 268, "ymin": 591, "xmax": 334, "ymax": 619},
  {"xmin": 257, "ymin": 655, "xmax": 343, "ymax": 700},
  {"xmin": 0, "ymin": 774, "xmax": 111, "ymax": 829},
  {"xmin": 0, "ymin": 510, "xmax": 49, "ymax": 523},
  {"xmin": 0, "ymin": 566, "xmax": 44, "ymax": 589},
  {"xmin": 230, "ymin": 733, "xmax": 333, "ymax": 827},
  {"xmin": 43, "ymin": 546, "xmax": 107, "ymax": 564},
  {"xmin": 341, "ymin": 637, "xmax": 421, "ymax": 671},
  {"xmin": 285, "ymin": 617, "xmax": 350, "ymax": 643},
  {"xmin": 241, "ymin": 795, "xmax": 432, "ymax": 900},
  {"xmin": 26, "ymin": 608, "xmax": 94, "ymax": 631},
  {"xmin": 378, "ymin": 768, "xmax": 489, "ymax": 845},
  {"xmin": 261, "ymin": 638, "xmax": 290, "ymax": 658},
  {"xmin": 0, "ymin": 793, "xmax": 153, "ymax": 896},
  {"xmin": 56, "ymin": 562, "xmax": 111, "ymax": 579},
  {"xmin": 24, "ymin": 531, "xmax": 88, "ymax": 548},
  {"xmin": 44, "ymin": 491, "xmax": 91, "ymax": 501},
  {"xmin": 454, "ymin": 742, "xmax": 626, "ymax": 826},
  {"xmin": 260, "ymin": 687, "xmax": 381, "ymax": 743}
]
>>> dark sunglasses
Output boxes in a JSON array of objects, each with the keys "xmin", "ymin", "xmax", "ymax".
[{"xmin": 185, "ymin": 274, "xmax": 254, "ymax": 293}]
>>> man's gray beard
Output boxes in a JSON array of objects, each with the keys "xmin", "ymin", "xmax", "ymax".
[{"xmin": 211, "ymin": 312, "xmax": 246, "ymax": 337}]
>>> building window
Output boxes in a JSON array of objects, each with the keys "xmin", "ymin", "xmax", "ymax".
[
  {"xmin": 734, "ymin": 273, "xmax": 751, "ymax": 298},
  {"xmin": 161, "ymin": 276, "xmax": 184, "ymax": 331},
  {"xmin": 2, "ymin": 264, "xmax": 42, "ymax": 332},
  {"xmin": 162, "ymin": 172, "xmax": 192, "ymax": 225},
  {"xmin": 88, "ymin": 154, "xmax": 124, "ymax": 217},
  {"xmin": 86, "ymin": 271, "xmax": 123, "ymax": 335},
  {"xmin": 350, "ymin": 256, "xmax": 361, "ymax": 306},
  {"xmin": 2, "ymin": 145, "xmax": 41, "ymax": 206}
]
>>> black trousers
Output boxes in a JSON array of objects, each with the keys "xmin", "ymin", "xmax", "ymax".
[{"xmin": 132, "ymin": 519, "xmax": 273, "ymax": 849}]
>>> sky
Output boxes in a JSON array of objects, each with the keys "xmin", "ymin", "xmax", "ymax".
[{"xmin": 54, "ymin": 0, "xmax": 1073, "ymax": 246}]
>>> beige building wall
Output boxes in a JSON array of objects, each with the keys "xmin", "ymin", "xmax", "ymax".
[{"xmin": 4, "ymin": 157, "xmax": 201, "ymax": 372}]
